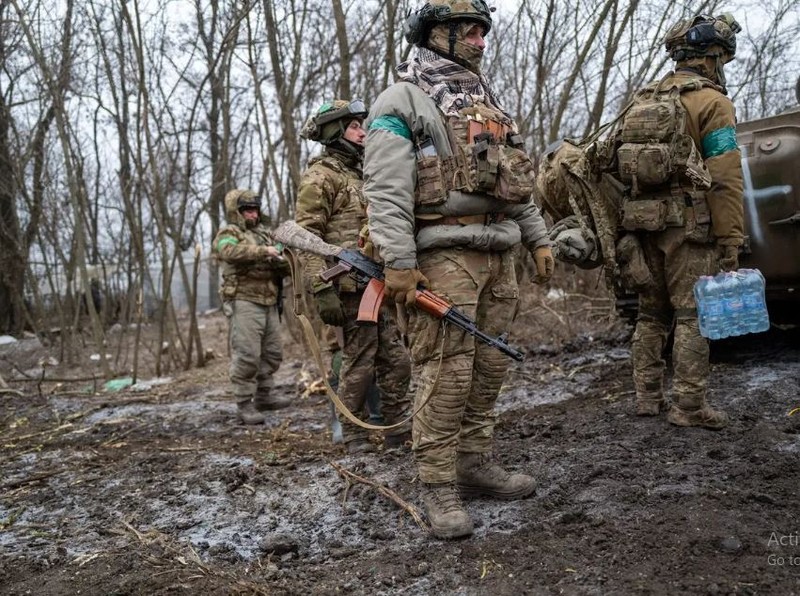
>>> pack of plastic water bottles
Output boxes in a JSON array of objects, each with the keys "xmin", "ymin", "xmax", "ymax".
[{"xmin": 694, "ymin": 269, "xmax": 770, "ymax": 340}]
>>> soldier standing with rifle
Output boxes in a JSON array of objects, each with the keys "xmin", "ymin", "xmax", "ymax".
[
  {"xmin": 212, "ymin": 189, "xmax": 291, "ymax": 425},
  {"xmin": 362, "ymin": 1, "xmax": 553, "ymax": 539},
  {"xmin": 296, "ymin": 100, "xmax": 412, "ymax": 454}
]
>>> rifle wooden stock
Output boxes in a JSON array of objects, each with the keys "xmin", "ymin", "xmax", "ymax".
[
  {"xmin": 319, "ymin": 247, "xmax": 523, "ymax": 361},
  {"xmin": 415, "ymin": 289, "xmax": 452, "ymax": 318}
]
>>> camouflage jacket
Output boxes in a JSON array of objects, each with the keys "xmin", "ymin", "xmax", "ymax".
[
  {"xmin": 671, "ymin": 70, "xmax": 744, "ymax": 246},
  {"xmin": 212, "ymin": 193, "xmax": 289, "ymax": 306},
  {"xmin": 295, "ymin": 150, "xmax": 365, "ymax": 293}
]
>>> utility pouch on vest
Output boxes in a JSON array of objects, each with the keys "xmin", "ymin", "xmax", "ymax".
[
  {"xmin": 414, "ymin": 154, "xmax": 447, "ymax": 206},
  {"xmin": 621, "ymin": 199, "xmax": 667, "ymax": 232},
  {"xmin": 495, "ymin": 145, "xmax": 534, "ymax": 203},
  {"xmin": 618, "ymin": 143, "xmax": 672, "ymax": 189},
  {"xmin": 470, "ymin": 133, "xmax": 499, "ymax": 191},
  {"xmin": 221, "ymin": 277, "xmax": 238, "ymax": 300},
  {"xmin": 684, "ymin": 190, "xmax": 713, "ymax": 243}
]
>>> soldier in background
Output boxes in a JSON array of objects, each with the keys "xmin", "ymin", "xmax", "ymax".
[
  {"xmin": 363, "ymin": 1, "xmax": 553, "ymax": 539},
  {"xmin": 296, "ymin": 100, "xmax": 412, "ymax": 454},
  {"xmin": 629, "ymin": 14, "xmax": 743, "ymax": 429},
  {"xmin": 212, "ymin": 189, "xmax": 291, "ymax": 424},
  {"xmin": 540, "ymin": 14, "xmax": 744, "ymax": 430}
]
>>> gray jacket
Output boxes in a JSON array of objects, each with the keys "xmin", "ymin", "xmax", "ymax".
[{"xmin": 364, "ymin": 81, "xmax": 549, "ymax": 270}]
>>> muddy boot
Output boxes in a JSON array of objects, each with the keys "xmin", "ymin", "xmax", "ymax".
[
  {"xmin": 456, "ymin": 452, "xmax": 536, "ymax": 500},
  {"xmin": 254, "ymin": 391, "xmax": 290, "ymax": 411},
  {"xmin": 384, "ymin": 430, "xmax": 411, "ymax": 450},
  {"xmin": 421, "ymin": 482, "xmax": 473, "ymax": 540},
  {"xmin": 667, "ymin": 404, "xmax": 729, "ymax": 430},
  {"xmin": 237, "ymin": 399, "xmax": 266, "ymax": 425},
  {"xmin": 345, "ymin": 437, "xmax": 376, "ymax": 454},
  {"xmin": 636, "ymin": 398, "xmax": 668, "ymax": 416}
]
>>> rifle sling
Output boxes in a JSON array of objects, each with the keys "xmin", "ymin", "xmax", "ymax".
[{"xmin": 284, "ymin": 248, "xmax": 443, "ymax": 431}]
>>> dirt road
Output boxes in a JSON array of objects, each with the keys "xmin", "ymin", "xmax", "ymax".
[{"xmin": 1, "ymin": 316, "xmax": 799, "ymax": 595}]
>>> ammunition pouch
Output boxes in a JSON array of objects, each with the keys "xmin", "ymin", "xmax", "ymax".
[
  {"xmin": 220, "ymin": 276, "xmax": 238, "ymax": 300},
  {"xmin": 621, "ymin": 199, "xmax": 668, "ymax": 232},
  {"xmin": 415, "ymin": 155, "xmax": 447, "ymax": 206},
  {"xmin": 413, "ymin": 105, "xmax": 533, "ymax": 207}
]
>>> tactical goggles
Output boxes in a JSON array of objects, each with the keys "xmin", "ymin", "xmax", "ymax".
[{"xmin": 315, "ymin": 99, "xmax": 367, "ymax": 126}]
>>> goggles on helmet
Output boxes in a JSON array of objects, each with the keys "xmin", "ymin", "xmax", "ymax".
[{"xmin": 314, "ymin": 99, "xmax": 368, "ymax": 126}]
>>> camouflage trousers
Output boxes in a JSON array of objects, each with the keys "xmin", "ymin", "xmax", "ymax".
[
  {"xmin": 337, "ymin": 292, "xmax": 412, "ymax": 442},
  {"xmin": 632, "ymin": 228, "xmax": 716, "ymax": 410},
  {"xmin": 224, "ymin": 299, "xmax": 283, "ymax": 400},
  {"xmin": 408, "ymin": 247, "xmax": 518, "ymax": 484}
]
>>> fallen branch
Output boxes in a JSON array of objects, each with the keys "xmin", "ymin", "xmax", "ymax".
[{"xmin": 330, "ymin": 460, "xmax": 429, "ymax": 532}]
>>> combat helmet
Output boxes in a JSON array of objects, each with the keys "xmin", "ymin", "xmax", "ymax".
[
  {"xmin": 665, "ymin": 13, "xmax": 741, "ymax": 63},
  {"xmin": 300, "ymin": 99, "xmax": 367, "ymax": 146},
  {"xmin": 404, "ymin": 0, "xmax": 494, "ymax": 46}
]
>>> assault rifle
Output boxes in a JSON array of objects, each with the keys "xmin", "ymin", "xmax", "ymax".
[{"xmin": 273, "ymin": 221, "xmax": 524, "ymax": 362}]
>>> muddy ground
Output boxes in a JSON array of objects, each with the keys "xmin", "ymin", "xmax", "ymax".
[{"xmin": 1, "ymin": 308, "xmax": 799, "ymax": 595}]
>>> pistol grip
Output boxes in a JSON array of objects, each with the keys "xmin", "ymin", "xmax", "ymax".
[{"xmin": 356, "ymin": 278, "xmax": 385, "ymax": 324}]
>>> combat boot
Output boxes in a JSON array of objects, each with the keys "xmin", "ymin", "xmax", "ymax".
[
  {"xmin": 237, "ymin": 399, "xmax": 266, "ymax": 425},
  {"xmin": 456, "ymin": 452, "xmax": 536, "ymax": 500},
  {"xmin": 636, "ymin": 398, "xmax": 668, "ymax": 416},
  {"xmin": 383, "ymin": 430, "xmax": 411, "ymax": 450},
  {"xmin": 253, "ymin": 391, "xmax": 291, "ymax": 411},
  {"xmin": 345, "ymin": 436, "xmax": 377, "ymax": 454},
  {"xmin": 421, "ymin": 482, "xmax": 473, "ymax": 540},
  {"xmin": 667, "ymin": 404, "xmax": 728, "ymax": 430}
]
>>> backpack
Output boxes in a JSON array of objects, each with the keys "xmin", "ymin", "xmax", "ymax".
[{"xmin": 617, "ymin": 74, "xmax": 714, "ymax": 199}]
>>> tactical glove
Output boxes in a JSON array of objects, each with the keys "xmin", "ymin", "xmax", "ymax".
[
  {"xmin": 384, "ymin": 268, "xmax": 429, "ymax": 307},
  {"xmin": 531, "ymin": 245, "xmax": 555, "ymax": 284},
  {"xmin": 717, "ymin": 243, "xmax": 739, "ymax": 272},
  {"xmin": 315, "ymin": 287, "xmax": 345, "ymax": 327}
]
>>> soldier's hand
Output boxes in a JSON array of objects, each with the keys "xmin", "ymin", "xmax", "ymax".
[
  {"xmin": 263, "ymin": 246, "xmax": 282, "ymax": 258},
  {"xmin": 315, "ymin": 287, "xmax": 345, "ymax": 327},
  {"xmin": 384, "ymin": 268, "xmax": 429, "ymax": 306},
  {"xmin": 531, "ymin": 245, "xmax": 555, "ymax": 284},
  {"xmin": 717, "ymin": 243, "xmax": 739, "ymax": 272}
]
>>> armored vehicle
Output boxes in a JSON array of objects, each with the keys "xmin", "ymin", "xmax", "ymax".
[{"xmin": 737, "ymin": 84, "xmax": 800, "ymax": 320}]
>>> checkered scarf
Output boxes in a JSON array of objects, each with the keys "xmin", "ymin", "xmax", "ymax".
[{"xmin": 396, "ymin": 47, "xmax": 511, "ymax": 118}]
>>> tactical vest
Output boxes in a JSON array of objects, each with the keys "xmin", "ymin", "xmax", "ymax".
[
  {"xmin": 305, "ymin": 155, "xmax": 366, "ymax": 292},
  {"xmin": 414, "ymin": 102, "xmax": 535, "ymax": 207},
  {"xmin": 613, "ymin": 76, "xmax": 717, "ymax": 236},
  {"xmin": 217, "ymin": 224, "xmax": 285, "ymax": 305}
]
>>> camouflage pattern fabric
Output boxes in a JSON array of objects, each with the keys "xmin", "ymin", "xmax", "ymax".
[
  {"xmin": 632, "ymin": 228, "xmax": 716, "ymax": 410},
  {"xmin": 630, "ymin": 70, "xmax": 742, "ymax": 414},
  {"xmin": 336, "ymin": 293, "xmax": 412, "ymax": 442},
  {"xmin": 407, "ymin": 247, "xmax": 518, "ymax": 484},
  {"xmin": 212, "ymin": 190, "xmax": 289, "ymax": 306},
  {"xmin": 223, "ymin": 299, "xmax": 283, "ymax": 400},
  {"xmin": 295, "ymin": 149, "xmax": 413, "ymax": 443},
  {"xmin": 295, "ymin": 151, "xmax": 366, "ymax": 293}
]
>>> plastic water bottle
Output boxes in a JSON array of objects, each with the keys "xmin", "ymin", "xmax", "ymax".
[
  {"xmin": 695, "ymin": 275, "xmax": 724, "ymax": 339},
  {"xmin": 740, "ymin": 268, "xmax": 770, "ymax": 333},
  {"xmin": 719, "ymin": 272, "xmax": 746, "ymax": 337}
]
